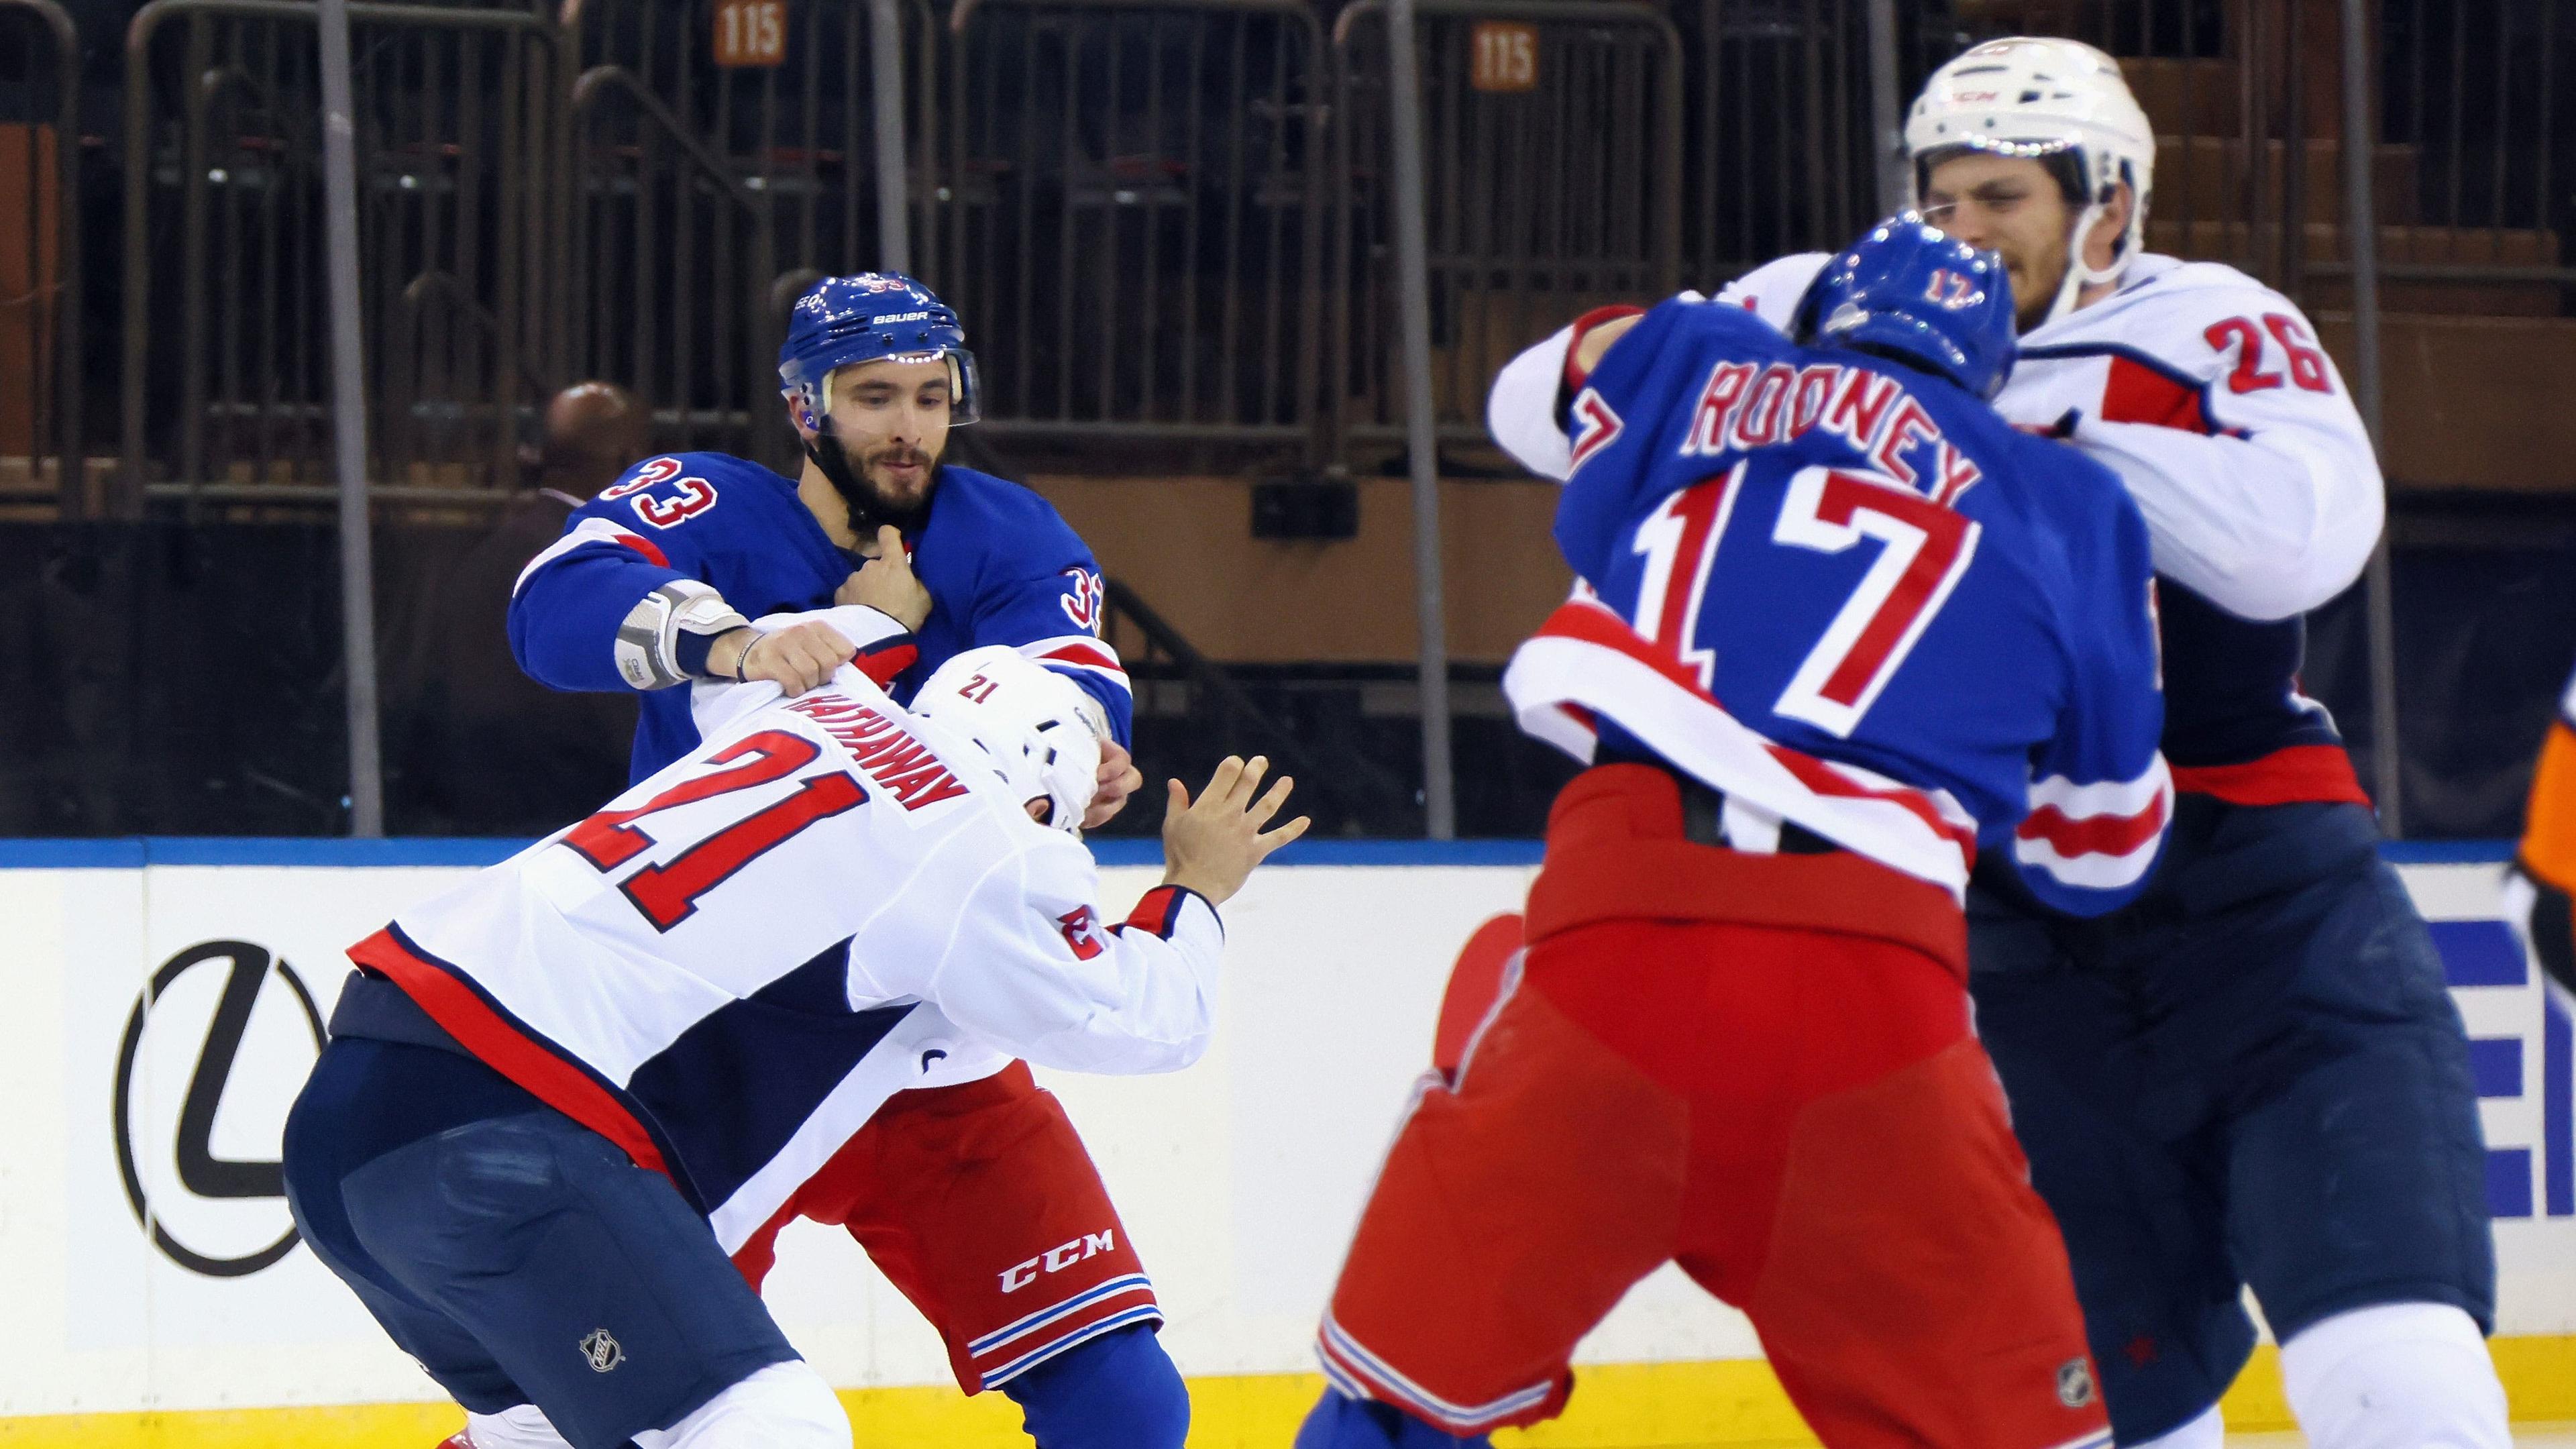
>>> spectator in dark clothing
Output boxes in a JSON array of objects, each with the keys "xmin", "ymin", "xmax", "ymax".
[{"xmin": 387, "ymin": 383, "xmax": 648, "ymax": 833}]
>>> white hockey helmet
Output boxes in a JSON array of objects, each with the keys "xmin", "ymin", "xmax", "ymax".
[
  {"xmin": 911, "ymin": 645, "xmax": 1108, "ymax": 832},
  {"xmin": 1906, "ymin": 37, "xmax": 2155, "ymax": 325}
]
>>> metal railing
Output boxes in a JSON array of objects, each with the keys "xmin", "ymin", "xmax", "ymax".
[
  {"xmin": 2350, "ymin": 0, "xmax": 2573, "ymax": 304},
  {"xmin": 939, "ymin": 0, "xmax": 1329, "ymax": 451},
  {"xmin": 1328, "ymin": 0, "xmax": 1682, "ymax": 452},
  {"xmin": 566, "ymin": 63, "xmax": 781, "ymax": 466},
  {"xmin": 118, "ymin": 0, "xmax": 561, "ymax": 515},
  {"xmin": 30, "ymin": 0, "xmax": 2563, "ymax": 835},
  {"xmin": 1099, "ymin": 575, "xmax": 1411, "ymax": 835},
  {"xmin": 1678, "ymin": 0, "xmax": 1882, "ymax": 283},
  {"xmin": 561, "ymin": 0, "xmax": 938, "ymax": 463},
  {"xmin": 1, "ymin": 0, "xmax": 82, "ymax": 516}
]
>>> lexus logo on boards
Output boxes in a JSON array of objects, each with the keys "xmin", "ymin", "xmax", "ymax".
[{"xmin": 112, "ymin": 941, "xmax": 325, "ymax": 1277}]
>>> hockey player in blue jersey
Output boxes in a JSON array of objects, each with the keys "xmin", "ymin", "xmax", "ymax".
[
  {"xmin": 498, "ymin": 276, "xmax": 1183, "ymax": 1449},
  {"xmin": 1710, "ymin": 42, "xmax": 2506, "ymax": 1449},
  {"xmin": 1298, "ymin": 218, "xmax": 2166, "ymax": 1449},
  {"xmin": 509, "ymin": 274, "xmax": 1140, "ymax": 810}
]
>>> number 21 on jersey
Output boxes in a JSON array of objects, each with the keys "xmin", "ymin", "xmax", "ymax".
[
  {"xmin": 560, "ymin": 731, "xmax": 866, "ymax": 930},
  {"xmin": 1630, "ymin": 464, "xmax": 1982, "ymax": 737}
]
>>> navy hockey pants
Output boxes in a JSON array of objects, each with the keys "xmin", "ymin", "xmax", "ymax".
[
  {"xmin": 284, "ymin": 1033, "xmax": 1189, "ymax": 1449},
  {"xmin": 1969, "ymin": 798, "xmax": 2494, "ymax": 1444},
  {"xmin": 282, "ymin": 1036, "xmax": 803, "ymax": 1449}
]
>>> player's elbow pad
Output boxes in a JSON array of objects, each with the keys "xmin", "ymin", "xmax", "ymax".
[{"xmin": 614, "ymin": 580, "xmax": 751, "ymax": 690}]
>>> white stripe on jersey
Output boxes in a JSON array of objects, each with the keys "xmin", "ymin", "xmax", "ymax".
[
  {"xmin": 513, "ymin": 515, "xmax": 663, "ymax": 596},
  {"xmin": 1503, "ymin": 603, "xmax": 1978, "ymax": 900}
]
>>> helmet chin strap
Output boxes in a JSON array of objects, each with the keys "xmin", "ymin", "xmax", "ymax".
[{"xmin": 2043, "ymin": 180, "xmax": 2136, "ymax": 331}]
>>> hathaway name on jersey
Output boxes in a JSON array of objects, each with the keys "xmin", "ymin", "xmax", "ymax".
[{"xmin": 347, "ymin": 639, "xmax": 1220, "ymax": 1256}]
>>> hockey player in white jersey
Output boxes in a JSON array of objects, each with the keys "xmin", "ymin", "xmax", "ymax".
[
  {"xmin": 1490, "ymin": 37, "xmax": 2506, "ymax": 1449},
  {"xmin": 281, "ymin": 608, "xmax": 1307, "ymax": 1449}
]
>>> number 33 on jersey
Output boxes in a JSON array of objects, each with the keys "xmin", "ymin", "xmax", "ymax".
[{"xmin": 1507, "ymin": 297, "xmax": 2174, "ymax": 916}]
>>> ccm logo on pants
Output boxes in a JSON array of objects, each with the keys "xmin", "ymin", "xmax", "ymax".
[{"xmin": 1001, "ymin": 1231, "xmax": 1117, "ymax": 1293}]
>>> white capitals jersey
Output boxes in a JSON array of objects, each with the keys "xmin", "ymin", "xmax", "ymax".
[
  {"xmin": 1712, "ymin": 252, "xmax": 2383, "ymax": 803},
  {"xmin": 349, "ymin": 633, "xmax": 1220, "ymax": 1252}
]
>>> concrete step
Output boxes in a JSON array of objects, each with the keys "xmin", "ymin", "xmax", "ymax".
[
  {"xmin": 2313, "ymin": 312, "xmax": 2576, "ymax": 492},
  {"xmin": 2154, "ymin": 136, "xmax": 2420, "ymax": 227},
  {"xmin": 2146, "ymin": 220, "xmax": 2565, "ymax": 315}
]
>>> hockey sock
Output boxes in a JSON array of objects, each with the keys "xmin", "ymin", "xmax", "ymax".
[
  {"xmin": 2279, "ymin": 1302, "xmax": 2509, "ymax": 1449},
  {"xmin": 631, "ymin": 1360, "xmax": 851, "ymax": 1449},
  {"xmin": 1001, "ymin": 1324, "xmax": 1189, "ymax": 1449}
]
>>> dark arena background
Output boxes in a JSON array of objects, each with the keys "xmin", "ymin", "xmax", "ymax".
[{"xmin": 3, "ymin": 1, "xmax": 2575, "ymax": 1444}]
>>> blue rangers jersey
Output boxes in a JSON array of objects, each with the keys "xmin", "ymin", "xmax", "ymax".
[
  {"xmin": 508, "ymin": 452, "xmax": 1131, "ymax": 782},
  {"xmin": 1720, "ymin": 254, "xmax": 2381, "ymax": 811},
  {"xmin": 1502, "ymin": 297, "xmax": 2172, "ymax": 914}
]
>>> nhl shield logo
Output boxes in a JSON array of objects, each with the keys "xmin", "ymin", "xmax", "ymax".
[
  {"xmin": 580, "ymin": 1329, "xmax": 625, "ymax": 1373},
  {"xmin": 2056, "ymin": 1356, "xmax": 2098, "ymax": 1408}
]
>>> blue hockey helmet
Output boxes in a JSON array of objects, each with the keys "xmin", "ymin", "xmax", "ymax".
[
  {"xmin": 1792, "ymin": 213, "xmax": 2017, "ymax": 400},
  {"xmin": 779, "ymin": 273, "xmax": 981, "ymax": 425}
]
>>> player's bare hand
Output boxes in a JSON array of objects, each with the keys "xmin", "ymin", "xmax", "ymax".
[
  {"xmin": 836, "ymin": 525, "xmax": 932, "ymax": 631},
  {"xmin": 712, "ymin": 621, "xmax": 855, "ymax": 696},
  {"xmin": 1159, "ymin": 755, "xmax": 1308, "ymax": 906},
  {"xmin": 1083, "ymin": 739, "xmax": 1146, "ymax": 829}
]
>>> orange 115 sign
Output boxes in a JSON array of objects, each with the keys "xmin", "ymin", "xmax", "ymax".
[
  {"xmin": 1470, "ymin": 21, "xmax": 1538, "ymax": 93},
  {"xmin": 714, "ymin": 0, "xmax": 788, "ymax": 68}
]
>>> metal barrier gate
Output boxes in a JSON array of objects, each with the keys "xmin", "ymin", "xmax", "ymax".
[
  {"xmin": 1, "ymin": 0, "xmax": 81, "ymax": 516},
  {"xmin": 2361, "ymin": 0, "xmax": 2573, "ymax": 305},
  {"xmin": 940, "ymin": 0, "xmax": 1330, "ymax": 451},
  {"xmin": 561, "ymin": 0, "xmax": 938, "ymax": 465},
  {"xmin": 118, "ymin": 0, "xmax": 561, "ymax": 513},
  {"xmin": 1678, "ymin": 0, "xmax": 1881, "ymax": 283},
  {"xmin": 1329, "ymin": 0, "xmax": 1682, "ymax": 453}
]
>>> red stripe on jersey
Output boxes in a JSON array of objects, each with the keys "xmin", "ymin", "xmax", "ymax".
[
  {"xmin": 348, "ymin": 927, "xmax": 671, "ymax": 1177},
  {"xmin": 615, "ymin": 529, "xmax": 672, "ymax": 568},
  {"xmin": 2015, "ymin": 792, "xmax": 2170, "ymax": 859},
  {"xmin": 1038, "ymin": 642, "xmax": 1126, "ymax": 675},
  {"xmin": 2098, "ymin": 354, "xmax": 2216, "ymax": 435},
  {"xmin": 1119, "ymin": 884, "xmax": 1191, "ymax": 940},
  {"xmin": 851, "ymin": 641, "xmax": 918, "ymax": 688},
  {"xmin": 2171, "ymin": 744, "xmax": 2371, "ymax": 808},
  {"xmin": 1764, "ymin": 743, "xmax": 1979, "ymax": 864},
  {"xmin": 1561, "ymin": 305, "xmax": 1648, "ymax": 392}
]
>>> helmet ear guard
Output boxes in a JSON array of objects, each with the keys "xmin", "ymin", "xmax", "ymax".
[{"xmin": 910, "ymin": 645, "xmax": 1107, "ymax": 835}]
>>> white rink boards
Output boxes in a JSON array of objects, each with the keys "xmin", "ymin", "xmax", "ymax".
[{"xmin": 0, "ymin": 840, "xmax": 2567, "ymax": 1430}]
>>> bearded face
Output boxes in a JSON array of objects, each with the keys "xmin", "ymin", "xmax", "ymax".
[{"xmin": 798, "ymin": 356, "xmax": 956, "ymax": 527}]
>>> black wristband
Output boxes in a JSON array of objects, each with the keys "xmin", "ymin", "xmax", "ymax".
[{"xmin": 673, "ymin": 628, "xmax": 723, "ymax": 680}]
